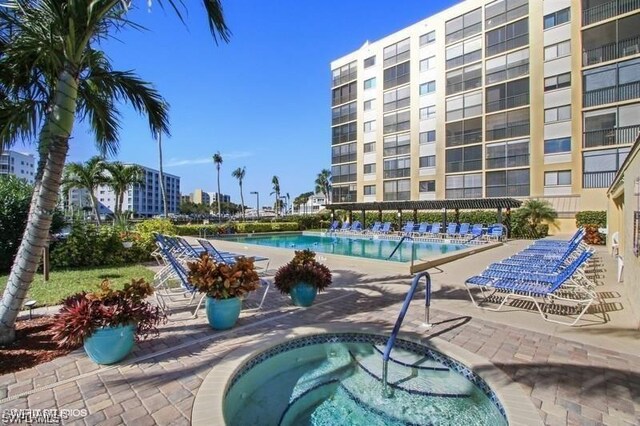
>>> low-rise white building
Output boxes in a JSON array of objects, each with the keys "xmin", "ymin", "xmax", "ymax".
[
  {"xmin": 293, "ymin": 193, "xmax": 327, "ymax": 215},
  {"xmin": 0, "ymin": 150, "xmax": 36, "ymax": 184}
]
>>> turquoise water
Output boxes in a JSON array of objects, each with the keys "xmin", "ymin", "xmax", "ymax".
[
  {"xmin": 224, "ymin": 335, "xmax": 507, "ymax": 425},
  {"xmin": 219, "ymin": 234, "xmax": 468, "ymax": 262}
]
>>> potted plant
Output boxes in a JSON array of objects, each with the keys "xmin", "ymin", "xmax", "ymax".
[
  {"xmin": 186, "ymin": 253, "xmax": 260, "ymax": 329},
  {"xmin": 50, "ymin": 279, "xmax": 166, "ymax": 364},
  {"xmin": 274, "ymin": 249, "xmax": 332, "ymax": 307}
]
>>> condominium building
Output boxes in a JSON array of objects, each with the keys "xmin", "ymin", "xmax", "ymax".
[
  {"xmin": 207, "ymin": 192, "xmax": 231, "ymax": 204},
  {"xmin": 0, "ymin": 150, "xmax": 36, "ymax": 184},
  {"xmin": 94, "ymin": 165, "xmax": 181, "ymax": 217},
  {"xmin": 191, "ymin": 188, "xmax": 211, "ymax": 205},
  {"xmin": 330, "ymin": 0, "xmax": 640, "ymax": 230}
]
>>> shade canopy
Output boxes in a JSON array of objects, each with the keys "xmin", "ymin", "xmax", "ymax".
[{"xmin": 326, "ymin": 198, "xmax": 522, "ymax": 211}]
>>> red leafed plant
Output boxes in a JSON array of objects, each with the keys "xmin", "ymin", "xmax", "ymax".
[
  {"xmin": 273, "ymin": 249, "xmax": 332, "ymax": 294},
  {"xmin": 50, "ymin": 278, "xmax": 166, "ymax": 348}
]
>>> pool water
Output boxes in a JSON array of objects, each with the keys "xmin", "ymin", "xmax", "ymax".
[
  {"xmin": 219, "ymin": 233, "xmax": 468, "ymax": 262},
  {"xmin": 224, "ymin": 334, "xmax": 507, "ymax": 425}
]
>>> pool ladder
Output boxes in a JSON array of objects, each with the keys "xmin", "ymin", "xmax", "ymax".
[{"xmin": 381, "ymin": 271, "xmax": 432, "ymax": 398}]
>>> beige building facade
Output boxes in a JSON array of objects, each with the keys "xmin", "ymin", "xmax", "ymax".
[{"xmin": 330, "ymin": 0, "xmax": 640, "ymax": 232}]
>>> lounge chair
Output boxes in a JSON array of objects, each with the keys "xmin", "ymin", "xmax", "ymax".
[
  {"xmin": 428, "ymin": 223, "xmax": 441, "ymax": 237},
  {"xmin": 350, "ymin": 221, "xmax": 363, "ymax": 233},
  {"xmin": 377, "ymin": 222, "xmax": 392, "ymax": 234},
  {"xmin": 399, "ymin": 221, "xmax": 414, "ymax": 236},
  {"xmin": 197, "ymin": 238, "xmax": 270, "ymax": 275},
  {"xmin": 412, "ymin": 222, "xmax": 429, "ymax": 237},
  {"xmin": 486, "ymin": 224, "xmax": 504, "ymax": 241},
  {"xmin": 470, "ymin": 224, "xmax": 483, "ymax": 239},
  {"xmin": 457, "ymin": 223, "xmax": 470, "ymax": 238},
  {"xmin": 327, "ymin": 220, "xmax": 339, "ymax": 233},
  {"xmin": 465, "ymin": 251, "xmax": 596, "ymax": 326},
  {"xmin": 445, "ymin": 223, "xmax": 458, "ymax": 238},
  {"xmin": 338, "ymin": 222, "xmax": 351, "ymax": 233},
  {"xmin": 366, "ymin": 222, "xmax": 382, "ymax": 234}
]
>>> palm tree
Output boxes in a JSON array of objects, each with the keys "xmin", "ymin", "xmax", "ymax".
[
  {"xmin": 271, "ymin": 175, "xmax": 280, "ymax": 219},
  {"xmin": 315, "ymin": 169, "xmax": 332, "ymax": 204},
  {"xmin": 231, "ymin": 166, "xmax": 246, "ymax": 221},
  {"xmin": 62, "ymin": 157, "xmax": 109, "ymax": 225},
  {"xmin": 518, "ymin": 199, "xmax": 558, "ymax": 237},
  {"xmin": 213, "ymin": 151, "xmax": 223, "ymax": 222},
  {"xmin": 285, "ymin": 192, "xmax": 290, "ymax": 215},
  {"xmin": 103, "ymin": 162, "xmax": 144, "ymax": 216},
  {"xmin": 0, "ymin": 0, "xmax": 229, "ymax": 344},
  {"xmin": 157, "ymin": 131, "xmax": 168, "ymax": 217}
]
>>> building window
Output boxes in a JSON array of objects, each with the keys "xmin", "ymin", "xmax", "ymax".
[
  {"xmin": 363, "ymin": 185, "xmax": 376, "ymax": 195},
  {"xmin": 486, "ymin": 18, "xmax": 529, "ymax": 57},
  {"xmin": 446, "ymin": 36, "xmax": 482, "ymax": 70},
  {"xmin": 383, "ymin": 86, "xmax": 410, "ymax": 112},
  {"xmin": 419, "ymin": 81, "xmax": 436, "ymax": 95},
  {"xmin": 485, "ymin": 77, "xmax": 529, "ymax": 113},
  {"xmin": 332, "ymin": 81, "xmax": 357, "ymax": 106},
  {"xmin": 364, "ymin": 99, "xmax": 374, "ymax": 111},
  {"xmin": 333, "ymin": 184, "xmax": 357, "ymax": 202},
  {"xmin": 331, "ymin": 101, "xmax": 357, "ymax": 125},
  {"xmin": 364, "ymin": 120, "xmax": 377, "ymax": 132},
  {"xmin": 383, "ymin": 38, "xmax": 410, "ymax": 67},
  {"xmin": 583, "ymin": 58, "xmax": 640, "ymax": 107},
  {"xmin": 364, "ymin": 163, "xmax": 376, "ymax": 174},
  {"xmin": 583, "ymin": 147, "xmax": 630, "ymax": 188},
  {"xmin": 544, "ymin": 137, "xmax": 571, "ymax": 154},
  {"xmin": 420, "ymin": 130, "xmax": 436, "ymax": 144},
  {"xmin": 331, "ymin": 122, "xmax": 357, "ymax": 144},
  {"xmin": 364, "ymin": 142, "xmax": 376, "ymax": 153},
  {"xmin": 446, "ymin": 91, "xmax": 483, "ymax": 121},
  {"xmin": 383, "ymin": 61, "xmax": 410, "ymax": 89},
  {"xmin": 420, "ymin": 105, "xmax": 436, "ymax": 120},
  {"xmin": 420, "ymin": 31, "xmax": 436, "ymax": 46},
  {"xmin": 446, "ymin": 63, "xmax": 482, "ymax": 95},
  {"xmin": 420, "ymin": 56, "xmax": 435, "ymax": 72},
  {"xmin": 544, "ymin": 72, "xmax": 571, "ymax": 91},
  {"xmin": 446, "ymin": 8, "xmax": 482, "ymax": 45},
  {"xmin": 544, "ymin": 170, "xmax": 572, "ymax": 186},
  {"xmin": 486, "ymin": 138, "xmax": 529, "ymax": 169},
  {"xmin": 364, "ymin": 56, "xmax": 376, "ymax": 68},
  {"xmin": 419, "ymin": 155, "xmax": 436, "ymax": 168},
  {"xmin": 383, "ymin": 156, "xmax": 411, "ymax": 179},
  {"xmin": 446, "ymin": 145, "xmax": 483, "ymax": 173},
  {"xmin": 544, "ymin": 105, "xmax": 571, "ymax": 123},
  {"xmin": 543, "ymin": 7, "xmax": 570, "ymax": 29},
  {"xmin": 364, "ymin": 78, "xmax": 376, "ymax": 90},
  {"xmin": 383, "ymin": 179, "xmax": 411, "ymax": 201},
  {"xmin": 332, "ymin": 143, "xmax": 357, "ymax": 164},
  {"xmin": 383, "ymin": 133, "xmax": 410, "ymax": 156},
  {"xmin": 446, "ymin": 117, "xmax": 483, "ymax": 147},
  {"xmin": 383, "ymin": 110, "xmax": 410, "ymax": 134},
  {"xmin": 445, "ymin": 173, "xmax": 483, "ymax": 199},
  {"xmin": 544, "ymin": 40, "xmax": 571, "ymax": 61},
  {"xmin": 331, "ymin": 163, "xmax": 357, "ymax": 183},
  {"xmin": 419, "ymin": 180, "xmax": 436, "ymax": 192},
  {"xmin": 485, "ymin": 107, "xmax": 530, "ymax": 141},
  {"xmin": 583, "ymin": 104, "xmax": 640, "ymax": 148},
  {"xmin": 332, "ymin": 61, "xmax": 357, "ymax": 87},
  {"xmin": 582, "ymin": 14, "xmax": 640, "ymax": 67},
  {"xmin": 486, "ymin": 169, "xmax": 530, "ymax": 196},
  {"xmin": 485, "ymin": 0, "xmax": 528, "ymax": 30}
]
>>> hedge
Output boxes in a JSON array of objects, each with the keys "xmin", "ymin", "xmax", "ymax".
[
  {"xmin": 575, "ymin": 211, "xmax": 606, "ymax": 228},
  {"xmin": 174, "ymin": 222, "xmax": 300, "ymax": 236}
]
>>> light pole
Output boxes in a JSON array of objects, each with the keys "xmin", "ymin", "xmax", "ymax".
[{"xmin": 250, "ymin": 191, "xmax": 259, "ymax": 220}]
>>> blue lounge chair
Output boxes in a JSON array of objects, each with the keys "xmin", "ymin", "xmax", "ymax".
[
  {"xmin": 338, "ymin": 222, "xmax": 351, "ymax": 233},
  {"xmin": 378, "ymin": 222, "xmax": 392, "ymax": 234},
  {"xmin": 350, "ymin": 221, "xmax": 363, "ymax": 233},
  {"xmin": 470, "ymin": 224, "xmax": 483, "ymax": 239},
  {"xmin": 487, "ymin": 224, "xmax": 504, "ymax": 241},
  {"xmin": 400, "ymin": 221, "xmax": 414, "ymax": 235},
  {"xmin": 429, "ymin": 223, "xmax": 441, "ymax": 236},
  {"xmin": 367, "ymin": 222, "xmax": 382, "ymax": 233},
  {"xmin": 197, "ymin": 239, "xmax": 270, "ymax": 273},
  {"xmin": 445, "ymin": 223, "xmax": 458, "ymax": 237},
  {"xmin": 457, "ymin": 223, "xmax": 470, "ymax": 238},
  {"xmin": 412, "ymin": 222, "xmax": 429, "ymax": 236},
  {"xmin": 327, "ymin": 220, "xmax": 339, "ymax": 232}
]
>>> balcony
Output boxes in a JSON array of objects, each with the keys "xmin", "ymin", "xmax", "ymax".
[
  {"xmin": 583, "ymin": 124, "xmax": 640, "ymax": 147},
  {"xmin": 583, "ymin": 80, "xmax": 640, "ymax": 106},
  {"xmin": 486, "ymin": 92, "xmax": 530, "ymax": 113},
  {"xmin": 583, "ymin": 35, "xmax": 640, "ymax": 66},
  {"xmin": 583, "ymin": 171, "xmax": 617, "ymax": 188},
  {"xmin": 486, "ymin": 122, "xmax": 530, "ymax": 141},
  {"xmin": 583, "ymin": 0, "xmax": 640, "ymax": 27}
]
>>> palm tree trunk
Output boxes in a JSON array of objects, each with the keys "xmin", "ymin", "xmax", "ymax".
[
  {"xmin": 216, "ymin": 170, "xmax": 222, "ymax": 223},
  {"xmin": 239, "ymin": 182, "xmax": 245, "ymax": 221},
  {"xmin": 0, "ymin": 69, "xmax": 78, "ymax": 344},
  {"xmin": 158, "ymin": 132, "xmax": 168, "ymax": 217},
  {"xmin": 90, "ymin": 192, "xmax": 102, "ymax": 226}
]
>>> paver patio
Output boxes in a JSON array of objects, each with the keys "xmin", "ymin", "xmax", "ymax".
[{"xmin": 1, "ymin": 238, "xmax": 638, "ymax": 425}]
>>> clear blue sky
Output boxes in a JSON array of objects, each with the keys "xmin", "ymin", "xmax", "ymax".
[{"xmin": 16, "ymin": 0, "xmax": 460, "ymax": 206}]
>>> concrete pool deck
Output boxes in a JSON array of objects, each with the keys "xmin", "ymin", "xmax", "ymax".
[{"xmin": 1, "ymin": 238, "xmax": 638, "ymax": 425}]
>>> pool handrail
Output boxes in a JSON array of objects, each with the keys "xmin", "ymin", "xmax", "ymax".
[{"xmin": 382, "ymin": 271, "xmax": 432, "ymax": 398}]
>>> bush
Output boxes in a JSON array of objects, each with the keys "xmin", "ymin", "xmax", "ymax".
[
  {"xmin": 174, "ymin": 222, "xmax": 299, "ymax": 236},
  {"xmin": 583, "ymin": 225, "xmax": 605, "ymax": 245},
  {"xmin": 134, "ymin": 218, "xmax": 177, "ymax": 254},
  {"xmin": 575, "ymin": 211, "xmax": 606, "ymax": 228}
]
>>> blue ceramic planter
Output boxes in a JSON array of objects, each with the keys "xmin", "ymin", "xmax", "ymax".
[
  {"xmin": 83, "ymin": 324, "xmax": 135, "ymax": 365},
  {"xmin": 289, "ymin": 283, "xmax": 317, "ymax": 307},
  {"xmin": 205, "ymin": 297, "xmax": 242, "ymax": 330}
]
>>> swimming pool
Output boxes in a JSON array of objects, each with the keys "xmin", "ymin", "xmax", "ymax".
[
  {"xmin": 223, "ymin": 333, "xmax": 507, "ymax": 425},
  {"xmin": 219, "ymin": 233, "xmax": 468, "ymax": 262}
]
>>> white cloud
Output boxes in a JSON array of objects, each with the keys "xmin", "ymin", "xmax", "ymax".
[{"xmin": 165, "ymin": 151, "xmax": 253, "ymax": 167}]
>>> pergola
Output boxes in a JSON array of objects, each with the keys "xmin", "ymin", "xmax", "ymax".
[{"xmin": 326, "ymin": 197, "xmax": 523, "ymax": 230}]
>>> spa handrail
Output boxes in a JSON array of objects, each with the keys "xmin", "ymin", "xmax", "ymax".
[{"xmin": 382, "ymin": 271, "xmax": 432, "ymax": 398}]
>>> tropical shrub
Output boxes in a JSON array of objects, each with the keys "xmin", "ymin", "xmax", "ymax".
[
  {"xmin": 575, "ymin": 211, "xmax": 607, "ymax": 228},
  {"xmin": 50, "ymin": 278, "xmax": 166, "ymax": 347},
  {"xmin": 186, "ymin": 254, "xmax": 260, "ymax": 299},
  {"xmin": 274, "ymin": 250, "xmax": 332, "ymax": 294},
  {"xmin": 583, "ymin": 225, "xmax": 605, "ymax": 245},
  {"xmin": 134, "ymin": 218, "xmax": 177, "ymax": 254}
]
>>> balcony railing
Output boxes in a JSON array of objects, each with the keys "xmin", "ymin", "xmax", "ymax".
[
  {"xmin": 486, "ymin": 92, "xmax": 530, "ymax": 113},
  {"xmin": 583, "ymin": 35, "xmax": 640, "ymax": 66},
  {"xmin": 486, "ymin": 154, "xmax": 530, "ymax": 169},
  {"xmin": 583, "ymin": 80, "xmax": 640, "ymax": 107},
  {"xmin": 583, "ymin": 171, "xmax": 617, "ymax": 188},
  {"xmin": 583, "ymin": 124, "xmax": 640, "ymax": 148},
  {"xmin": 486, "ymin": 122, "xmax": 530, "ymax": 141},
  {"xmin": 446, "ymin": 130, "xmax": 483, "ymax": 147},
  {"xmin": 583, "ymin": 0, "xmax": 640, "ymax": 26}
]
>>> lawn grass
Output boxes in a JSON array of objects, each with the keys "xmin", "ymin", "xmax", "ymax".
[{"xmin": 0, "ymin": 264, "xmax": 155, "ymax": 307}]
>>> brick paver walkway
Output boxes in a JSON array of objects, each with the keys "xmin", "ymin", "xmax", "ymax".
[{"xmin": 1, "ymin": 243, "xmax": 638, "ymax": 425}]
